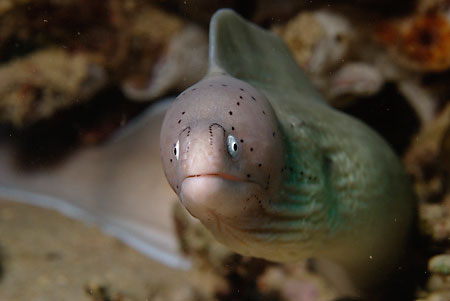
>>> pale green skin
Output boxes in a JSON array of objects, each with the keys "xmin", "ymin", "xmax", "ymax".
[{"xmin": 161, "ymin": 9, "xmax": 414, "ymax": 287}]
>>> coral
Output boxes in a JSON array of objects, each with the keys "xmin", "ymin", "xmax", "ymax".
[
  {"xmin": 0, "ymin": 1, "xmax": 207, "ymax": 126},
  {"xmin": 375, "ymin": 3, "xmax": 450, "ymax": 71}
]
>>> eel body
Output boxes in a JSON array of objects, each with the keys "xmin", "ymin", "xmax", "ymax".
[
  {"xmin": 160, "ymin": 9, "xmax": 414, "ymax": 289},
  {"xmin": 0, "ymin": 99, "xmax": 188, "ymax": 269}
]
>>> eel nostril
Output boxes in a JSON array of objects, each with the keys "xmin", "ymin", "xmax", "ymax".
[
  {"xmin": 208, "ymin": 123, "xmax": 228, "ymax": 151},
  {"xmin": 209, "ymin": 123, "xmax": 227, "ymax": 145},
  {"xmin": 209, "ymin": 123, "xmax": 226, "ymax": 134}
]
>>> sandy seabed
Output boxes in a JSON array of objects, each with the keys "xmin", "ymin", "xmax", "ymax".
[{"xmin": 0, "ymin": 199, "xmax": 189, "ymax": 301}]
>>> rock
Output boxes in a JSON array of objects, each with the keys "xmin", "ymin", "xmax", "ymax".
[
  {"xmin": 274, "ymin": 10, "xmax": 354, "ymax": 75},
  {"xmin": 417, "ymin": 291, "xmax": 450, "ymax": 301},
  {"xmin": 404, "ymin": 98, "xmax": 450, "ymax": 300},
  {"xmin": 0, "ymin": 1, "xmax": 208, "ymax": 126},
  {"xmin": 161, "ymin": 0, "xmax": 238, "ymax": 26},
  {"xmin": 404, "ymin": 102, "xmax": 450, "ymax": 203},
  {"xmin": 421, "ymin": 254, "xmax": 450, "ymax": 299},
  {"xmin": 272, "ymin": 12, "xmax": 325, "ymax": 70},
  {"xmin": 173, "ymin": 202, "xmax": 339, "ymax": 300},
  {"xmin": 121, "ymin": 24, "xmax": 208, "ymax": 101},
  {"xmin": 0, "ymin": 0, "xmax": 31, "ymax": 15},
  {"xmin": 273, "ymin": 9, "xmax": 383, "ymax": 108},
  {"xmin": 328, "ymin": 62, "xmax": 384, "ymax": 98},
  {"xmin": 173, "ymin": 202, "xmax": 233, "ymax": 298},
  {"xmin": 429, "ymin": 254, "xmax": 450, "ymax": 275},
  {"xmin": 0, "ymin": 48, "xmax": 106, "ymax": 126},
  {"xmin": 258, "ymin": 264, "xmax": 339, "ymax": 301},
  {"xmin": 419, "ymin": 197, "xmax": 450, "ymax": 241},
  {"xmin": 252, "ymin": 0, "xmax": 309, "ymax": 26},
  {"xmin": 397, "ymin": 79, "xmax": 438, "ymax": 125}
]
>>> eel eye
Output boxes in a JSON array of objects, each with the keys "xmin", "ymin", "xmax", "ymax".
[
  {"xmin": 227, "ymin": 135, "xmax": 239, "ymax": 158},
  {"xmin": 174, "ymin": 140, "xmax": 180, "ymax": 160}
]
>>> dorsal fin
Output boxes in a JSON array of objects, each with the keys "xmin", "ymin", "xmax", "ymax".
[{"xmin": 209, "ymin": 9, "xmax": 326, "ymax": 104}]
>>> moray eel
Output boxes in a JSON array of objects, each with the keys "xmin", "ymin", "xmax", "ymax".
[{"xmin": 160, "ymin": 9, "xmax": 414, "ymax": 291}]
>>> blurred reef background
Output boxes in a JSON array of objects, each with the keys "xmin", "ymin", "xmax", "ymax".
[{"xmin": 2, "ymin": 0, "xmax": 450, "ymax": 300}]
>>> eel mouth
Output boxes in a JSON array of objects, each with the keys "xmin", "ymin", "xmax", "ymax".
[
  {"xmin": 182, "ymin": 173, "xmax": 263, "ymax": 192},
  {"xmin": 185, "ymin": 173, "xmax": 244, "ymax": 182}
]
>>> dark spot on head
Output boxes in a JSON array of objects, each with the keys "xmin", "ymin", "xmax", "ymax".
[
  {"xmin": 251, "ymin": 96, "xmax": 256, "ymax": 101},
  {"xmin": 250, "ymin": 148, "xmax": 254, "ymax": 151},
  {"xmin": 240, "ymin": 88, "xmax": 244, "ymax": 91},
  {"xmin": 240, "ymin": 139, "xmax": 244, "ymax": 143},
  {"xmin": 178, "ymin": 119, "xmax": 181, "ymax": 124},
  {"xmin": 266, "ymin": 175, "xmax": 271, "ymax": 189},
  {"xmin": 45, "ymin": 251, "xmax": 62, "ymax": 261},
  {"xmin": 262, "ymin": 111, "xmax": 266, "ymax": 115},
  {"xmin": 176, "ymin": 185, "xmax": 179, "ymax": 189},
  {"xmin": 182, "ymin": 111, "xmax": 185, "ymax": 115},
  {"xmin": 258, "ymin": 163, "xmax": 262, "ymax": 167},
  {"xmin": 239, "ymin": 95, "xmax": 243, "ymax": 99},
  {"xmin": 247, "ymin": 174, "xmax": 251, "ymax": 178},
  {"xmin": 222, "ymin": 84, "xmax": 227, "ymax": 87},
  {"xmin": 229, "ymin": 111, "xmax": 233, "ymax": 115},
  {"xmin": 232, "ymin": 126, "xmax": 235, "ymax": 131},
  {"xmin": 170, "ymin": 159, "xmax": 172, "ymax": 162},
  {"xmin": 272, "ymin": 132, "xmax": 275, "ymax": 137},
  {"xmin": 237, "ymin": 102, "xmax": 240, "ymax": 106}
]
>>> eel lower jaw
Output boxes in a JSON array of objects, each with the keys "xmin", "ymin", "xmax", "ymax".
[{"xmin": 179, "ymin": 174, "xmax": 262, "ymax": 221}]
